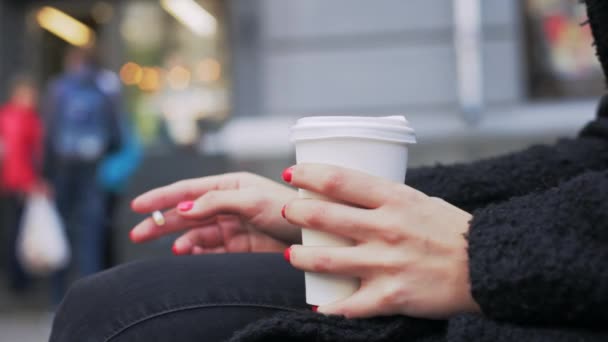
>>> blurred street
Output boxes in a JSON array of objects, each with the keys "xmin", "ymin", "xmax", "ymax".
[
  {"xmin": 0, "ymin": 285, "xmax": 52, "ymax": 342},
  {"xmin": 0, "ymin": 0, "xmax": 604, "ymax": 340},
  {"xmin": 0, "ymin": 312, "xmax": 51, "ymax": 342}
]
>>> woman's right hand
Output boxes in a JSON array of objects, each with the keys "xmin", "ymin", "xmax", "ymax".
[{"xmin": 130, "ymin": 172, "xmax": 300, "ymax": 255}]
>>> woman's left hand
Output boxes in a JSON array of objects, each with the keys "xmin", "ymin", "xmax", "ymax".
[{"xmin": 282, "ymin": 163, "xmax": 481, "ymax": 319}]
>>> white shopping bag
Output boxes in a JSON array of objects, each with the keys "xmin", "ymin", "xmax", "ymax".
[{"xmin": 16, "ymin": 193, "xmax": 71, "ymax": 276}]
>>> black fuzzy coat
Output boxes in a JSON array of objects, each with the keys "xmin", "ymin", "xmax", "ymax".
[{"xmin": 228, "ymin": 117, "xmax": 608, "ymax": 342}]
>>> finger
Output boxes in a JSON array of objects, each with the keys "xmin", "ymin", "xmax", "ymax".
[
  {"xmin": 173, "ymin": 225, "xmax": 223, "ymax": 255},
  {"xmin": 130, "ymin": 209, "xmax": 214, "ymax": 243},
  {"xmin": 283, "ymin": 199, "xmax": 379, "ymax": 241},
  {"xmin": 289, "ymin": 245, "xmax": 375, "ymax": 276},
  {"xmin": 179, "ymin": 189, "xmax": 274, "ymax": 221},
  {"xmin": 131, "ymin": 175, "xmax": 233, "ymax": 213},
  {"xmin": 193, "ymin": 246, "xmax": 227, "ymax": 255},
  {"xmin": 289, "ymin": 163, "xmax": 394, "ymax": 208},
  {"xmin": 317, "ymin": 285, "xmax": 383, "ymax": 319}
]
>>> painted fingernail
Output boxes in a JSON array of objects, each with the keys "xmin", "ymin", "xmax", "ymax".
[
  {"xmin": 178, "ymin": 201, "xmax": 194, "ymax": 212},
  {"xmin": 281, "ymin": 204, "xmax": 287, "ymax": 218},
  {"xmin": 282, "ymin": 167, "xmax": 293, "ymax": 183},
  {"xmin": 172, "ymin": 244, "xmax": 179, "ymax": 255},
  {"xmin": 312, "ymin": 306, "xmax": 318, "ymax": 312},
  {"xmin": 283, "ymin": 246, "xmax": 292, "ymax": 262}
]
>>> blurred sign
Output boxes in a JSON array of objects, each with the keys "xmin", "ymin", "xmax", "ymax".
[{"xmin": 526, "ymin": 0, "xmax": 603, "ymax": 98}]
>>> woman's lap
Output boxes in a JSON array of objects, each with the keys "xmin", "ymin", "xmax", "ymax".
[{"xmin": 50, "ymin": 253, "xmax": 307, "ymax": 342}]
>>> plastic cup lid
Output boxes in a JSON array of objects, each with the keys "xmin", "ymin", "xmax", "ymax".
[{"xmin": 290, "ymin": 116, "xmax": 416, "ymax": 144}]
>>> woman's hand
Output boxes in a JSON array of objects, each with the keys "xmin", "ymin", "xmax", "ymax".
[
  {"xmin": 282, "ymin": 163, "xmax": 481, "ymax": 319},
  {"xmin": 130, "ymin": 172, "xmax": 300, "ymax": 254}
]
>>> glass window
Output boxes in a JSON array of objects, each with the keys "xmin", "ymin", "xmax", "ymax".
[
  {"xmin": 119, "ymin": 0, "xmax": 230, "ymax": 149},
  {"xmin": 524, "ymin": 0, "xmax": 604, "ymax": 99}
]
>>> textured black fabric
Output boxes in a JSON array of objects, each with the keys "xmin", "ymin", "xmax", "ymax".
[
  {"xmin": 406, "ymin": 135, "xmax": 608, "ymax": 212},
  {"xmin": 468, "ymin": 169, "xmax": 608, "ymax": 327},
  {"xmin": 230, "ymin": 312, "xmax": 445, "ymax": 342},
  {"xmin": 446, "ymin": 314, "xmax": 607, "ymax": 342}
]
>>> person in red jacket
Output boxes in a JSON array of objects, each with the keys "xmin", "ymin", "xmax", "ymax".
[{"xmin": 0, "ymin": 75, "xmax": 46, "ymax": 292}]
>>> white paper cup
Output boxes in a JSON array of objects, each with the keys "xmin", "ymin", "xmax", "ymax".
[{"xmin": 290, "ymin": 116, "xmax": 416, "ymax": 306}]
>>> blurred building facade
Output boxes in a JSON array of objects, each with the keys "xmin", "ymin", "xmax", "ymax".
[
  {"xmin": 223, "ymin": 0, "xmax": 602, "ymax": 166},
  {"xmin": 0, "ymin": 0, "xmax": 603, "ymax": 261},
  {"xmin": 1, "ymin": 0, "xmax": 603, "ymax": 162}
]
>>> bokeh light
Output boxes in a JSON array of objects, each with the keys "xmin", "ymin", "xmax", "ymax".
[
  {"xmin": 138, "ymin": 67, "xmax": 162, "ymax": 92},
  {"xmin": 196, "ymin": 58, "xmax": 221, "ymax": 83},
  {"xmin": 120, "ymin": 62, "xmax": 144, "ymax": 85},
  {"xmin": 36, "ymin": 6, "xmax": 95, "ymax": 47},
  {"xmin": 167, "ymin": 65, "xmax": 191, "ymax": 90}
]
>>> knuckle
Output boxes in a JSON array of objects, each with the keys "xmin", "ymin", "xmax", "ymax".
[
  {"xmin": 173, "ymin": 180, "xmax": 193, "ymax": 194},
  {"xmin": 383, "ymin": 185, "xmax": 404, "ymax": 205},
  {"xmin": 383, "ymin": 231, "xmax": 405, "ymax": 245},
  {"xmin": 429, "ymin": 196, "xmax": 447, "ymax": 206},
  {"xmin": 247, "ymin": 194, "xmax": 270, "ymax": 213},
  {"xmin": 399, "ymin": 187, "xmax": 424, "ymax": 204},
  {"xmin": 350, "ymin": 219, "xmax": 373, "ymax": 237},
  {"xmin": 236, "ymin": 171, "xmax": 254, "ymax": 180},
  {"xmin": 378, "ymin": 289, "xmax": 396, "ymax": 307},
  {"xmin": 172, "ymin": 180, "xmax": 187, "ymax": 188},
  {"xmin": 338, "ymin": 307, "xmax": 359, "ymax": 319},
  {"xmin": 378, "ymin": 286, "xmax": 408, "ymax": 308},
  {"xmin": 321, "ymin": 170, "xmax": 345, "ymax": 194},
  {"xmin": 202, "ymin": 190, "xmax": 219, "ymax": 204},
  {"xmin": 378, "ymin": 225, "xmax": 406, "ymax": 244},
  {"xmin": 381, "ymin": 254, "xmax": 410, "ymax": 275},
  {"xmin": 304, "ymin": 204, "xmax": 328, "ymax": 227},
  {"xmin": 311, "ymin": 255, "xmax": 333, "ymax": 273},
  {"xmin": 404, "ymin": 191, "xmax": 420, "ymax": 204}
]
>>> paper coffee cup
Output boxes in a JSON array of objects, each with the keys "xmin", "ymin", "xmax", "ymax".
[{"xmin": 290, "ymin": 116, "xmax": 416, "ymax": 306}]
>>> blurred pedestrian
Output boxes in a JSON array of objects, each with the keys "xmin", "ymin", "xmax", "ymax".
[
  {"xmin": 0, "ymin": 75, "xmax": 46, "ymax": 293},
  {"xmin": 43, "ymin": 47, "xmax": 122, "ymax": 305}
]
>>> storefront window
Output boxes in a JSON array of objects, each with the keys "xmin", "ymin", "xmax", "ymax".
[
  {"xmin": 119, "ymin": 0, "xmax": 229, "ymax": 148},
  {"xmin": 525, "ymin": 0, "xmax": 604, "ymax": 99}
]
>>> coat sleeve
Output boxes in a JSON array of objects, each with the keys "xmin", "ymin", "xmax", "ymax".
[
  {"xmin": 406, "ymin": 122, "xmax": 608, "ymax": 212},
  {"xmin": 466, "ymin": 169, "xmax": 608, "ymax": 327}
]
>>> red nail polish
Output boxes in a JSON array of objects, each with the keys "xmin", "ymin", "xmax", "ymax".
[
  {"xmin": 172, "ymin": 244, "xmax": 179, "ymax": 255},
  {"xmin": 282, "ymin": 167, "xmax": 293, "ymax": 183},
  {"xmin": 178, "ymin": 201, "xmax": 194, "ymax": 212},
  {"xmin": 283, "ymin": 247, "xmax": 291, "ymax": 262},
  {"xmin": 281, "ymin": 205, "xmax": 287, "ymax": 218},
  {"xmin": 312, "ymin": 306, "xmax": 318, "ymax": 312}
]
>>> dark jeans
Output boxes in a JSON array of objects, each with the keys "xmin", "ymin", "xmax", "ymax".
[
  {"xmin": 103, "ymin": 192, "xmax": 119, "ymax": 269},
  {"xmin": 51, "ymin": 161, "xmax": 107, "ymax": 305},
  {"xmin": 50, "ymin": 254, "xmax": 307, "ymax": 342}
]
